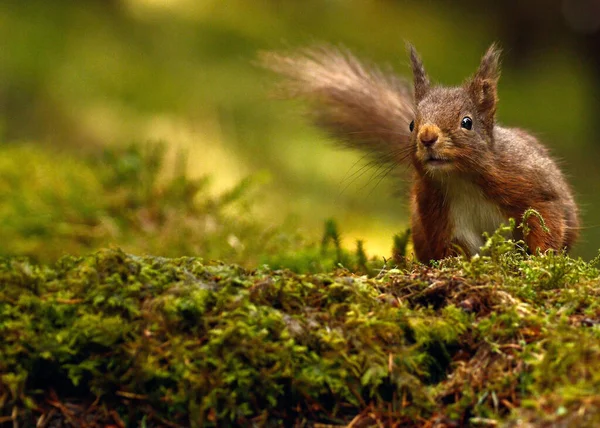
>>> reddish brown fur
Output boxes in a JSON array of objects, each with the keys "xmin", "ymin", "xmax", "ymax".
[
  {"xmin": 260, "ymin": 47, "xmax": 414, "ymax": 166},
  {"xmin": 410, "ymin": 176, "xmax": 455, "ymax": 261},
  {"xmin": 263, "ymin": 44, "xmax": 580, "ymax": 262}
]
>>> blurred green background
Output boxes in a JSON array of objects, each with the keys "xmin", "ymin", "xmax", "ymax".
[{"xmin": 2, "ymin": 0, "xmax": 600, "ymax": 264}]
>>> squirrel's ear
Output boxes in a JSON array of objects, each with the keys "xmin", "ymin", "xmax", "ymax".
[
  {"xmin": 407, "ymin": 43, "xmax": 430, "ymax": 103},
  {"xmin": 467, "ymin": 43, "xmax": 501, "ymax": 130}
]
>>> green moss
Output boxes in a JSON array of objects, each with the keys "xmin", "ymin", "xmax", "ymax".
[{"xmin": 1, "ymin": 226, "xmax": 600, "ymax": 426}]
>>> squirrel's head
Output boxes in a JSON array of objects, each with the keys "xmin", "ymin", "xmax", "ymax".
[{"xmin": 408, "ymin": 44, "xmax": 501, "ymax": 177}]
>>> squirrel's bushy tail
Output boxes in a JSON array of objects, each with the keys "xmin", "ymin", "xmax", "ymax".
[{"xmin": 260, "ymin": 46, "xmax": 415, "ymax": 165}]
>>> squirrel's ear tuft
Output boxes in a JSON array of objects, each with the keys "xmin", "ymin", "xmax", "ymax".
[
  {"xmin": 407, "ymin": 43, "xmax": 430, "ymax": 103},
  {"xmin": 474, "ymin": 43, "xmax": 501, "ymax": 82},
  {"xmin": 467, "ymin": 43, "xmax": 502, "ymax": 132}
]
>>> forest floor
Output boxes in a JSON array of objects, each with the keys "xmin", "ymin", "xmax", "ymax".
[{"xmin": 2, "ymin": 233, "xmax": 600, "ymax": 426}]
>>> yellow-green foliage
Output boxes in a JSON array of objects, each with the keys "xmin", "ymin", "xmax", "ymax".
[{"xmin": 0, "ymin": 143, "xmax": 383, "ymax": 275}]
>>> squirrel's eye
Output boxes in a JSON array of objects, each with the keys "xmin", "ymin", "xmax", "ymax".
[
  {"xmin": 461, "ymin": 116, "xmax": 473, "ymax": 130},
  {"xmin": 409, "ymin": 120, "xmax": 415, "ymax": 132}
]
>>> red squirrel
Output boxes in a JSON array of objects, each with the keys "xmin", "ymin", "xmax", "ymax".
[{"xmin": 262, "ymin": 44, "xmax": 579, "ymax": 261}]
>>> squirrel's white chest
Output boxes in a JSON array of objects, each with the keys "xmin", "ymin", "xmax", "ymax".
[{"xmin": 446, "ymin": 180, "xmax": 507, "ymax": 255}]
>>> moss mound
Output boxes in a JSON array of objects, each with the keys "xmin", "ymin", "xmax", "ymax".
[{"xmin": 1, "ymin": 231, "xmax": 599, "ymax": 426}]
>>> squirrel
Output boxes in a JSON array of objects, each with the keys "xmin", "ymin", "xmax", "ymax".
[{"xmin": 261, "ymin": 44, "xmax": 580, "ymax": 261}]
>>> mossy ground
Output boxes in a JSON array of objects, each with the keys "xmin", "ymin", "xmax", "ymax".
[{"xmin": 2, "ymin": 236, "xmax": 600, "ymax": 426}]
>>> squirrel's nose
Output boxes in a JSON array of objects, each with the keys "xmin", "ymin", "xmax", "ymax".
[
  {"xmin": 418, "ymin": 125, "xmax": 440, "ymax": 148},
  {"xmin": 420, "ymin": 135, "xmax": 438, "ymax": 147}
]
